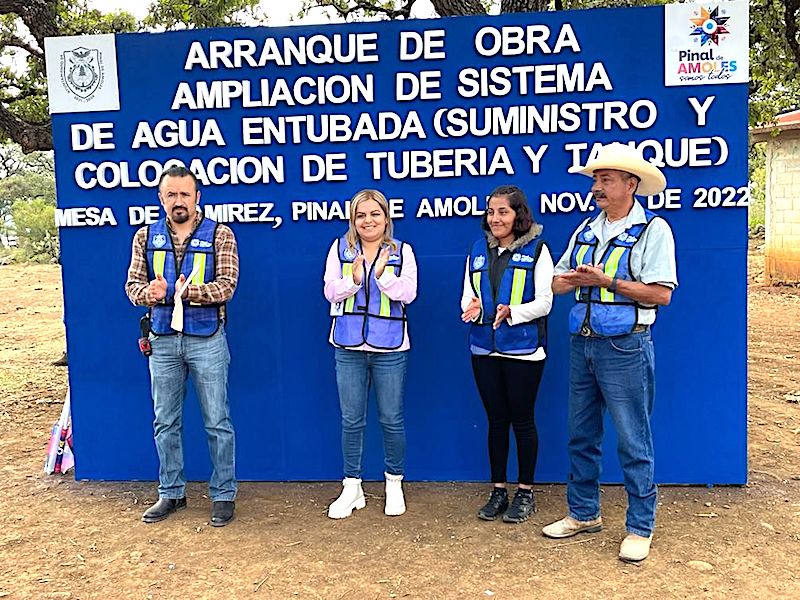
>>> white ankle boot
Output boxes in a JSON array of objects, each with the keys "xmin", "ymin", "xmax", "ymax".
[
  {"xmin": 384, "ymin": 472, "xmax": 406, "ymax": 516},
  {"xmin": 328, "ymin": 477, "xmax": 366, "ymax": 519}
]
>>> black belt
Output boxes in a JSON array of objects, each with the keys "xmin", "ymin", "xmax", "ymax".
[{"xmin": 579, "ymin": 324, "xmax": 649, "ymax": 338}]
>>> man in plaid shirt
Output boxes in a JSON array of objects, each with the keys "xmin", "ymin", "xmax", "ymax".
[{"xmin": 125, "ymin": 165, "xmax": 239, "ymax": 527}]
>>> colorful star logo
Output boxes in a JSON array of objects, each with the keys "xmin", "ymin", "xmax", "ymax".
[{"xmin": 690, "ymin": 6, "xmax": 731, "ymax": 46}]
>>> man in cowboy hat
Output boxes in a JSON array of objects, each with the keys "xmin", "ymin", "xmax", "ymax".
[{"xmin": 542, "ymin": 142, "xmax": 678, "ymax": 562}]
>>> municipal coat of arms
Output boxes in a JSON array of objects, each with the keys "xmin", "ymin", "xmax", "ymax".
[{"xmin": 61, "ymin": 47, "xmax": 102, "ymax": 99}]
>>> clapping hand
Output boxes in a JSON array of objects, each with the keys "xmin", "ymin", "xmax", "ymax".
[
  {"xmin": 176, "ymin": 274, "xmax": 188, "ymax": 299},
  {"xmin": 493, "ymin": 304, "xmax": 511, "ymax": 330},
  {"xmin": 559, "ymin": 262, "xmax": 607, "ymax": 287},
  {"xmin": 374, "ymin": 247, "xmax": 391, "ymax": 279},
  {"xmin": 352, "ymin": 254, "xmax": 366, "ymax": 285},
  {"xmin": 461, "ymin": 297, "xmax": 481, "ymax": 323}
]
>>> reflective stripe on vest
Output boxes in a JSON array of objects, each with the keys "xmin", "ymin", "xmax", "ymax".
[
  {"xmin": 599, "ymin": 246, "xmax": 626, "ymax": 302},
  {"xmin": 471, "ymin": 271, "xmax": 483, "ymax": 324},
  {"xmin": 341, "ymin": 263, "xmax": 356, "ymax": 313},
  {"xmin": 153, "ymin": 250, "xmax": 166, "ymax": 278},
  {"xmin": 573, "ymin": 244, "xmax": 592, "ymax": 301},
  {"xmin": 188, "ymin": 252, "xmax": 207, "ymax": 306},
  {"xmin": 510, "ymin": 268, "xmax": 527, "ymax": 306},
  {"xmin": 380, "ymin": 266, "xmax": 396, "ymax": 317}
]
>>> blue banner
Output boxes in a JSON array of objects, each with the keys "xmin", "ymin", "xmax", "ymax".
[{"xmin": 46, "ymin": 4, "xmax": 749, "ymax": 483}]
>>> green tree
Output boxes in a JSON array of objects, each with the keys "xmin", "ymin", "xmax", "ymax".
[
  {"xmin": 143, "ymin": 0, "xmax": 263, "ymax": 29},
  {"xmin": 298, "ymin": 0, "xmax": 544, "ymax": 20},
  {"xmin": 0, "ymin": 144, "xmax": 53, "ymax": 248},
  {"xmin": 1, "ymin": 170, "xmax": 57, "ymax": 260},
  {"xmin": 748, "ymin": 142, "xmax": 766, "ymax": 229},
  {"xmin": 0, "ymin": 0, "xmax": 263, "ymax": 153},
  {"xmin": 750, "ymin": 0, "xmax": 800, "ymax": 125},
  {"xmin": 10, "ymin": 197, "xmax": 57, "ymax": 261}
]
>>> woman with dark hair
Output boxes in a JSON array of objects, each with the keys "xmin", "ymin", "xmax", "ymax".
[{"xmin": 461, "ymin": 184, "xmax": 554, "ymax": 523}]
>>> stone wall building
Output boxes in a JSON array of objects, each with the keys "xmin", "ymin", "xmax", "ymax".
[{"xmin": 751, "ymin": 110, "xmax": 800, "ymax": 283}]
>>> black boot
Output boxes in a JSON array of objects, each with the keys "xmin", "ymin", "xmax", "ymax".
[
  {"xmin": 141, "ymin": 497, "xmax": 186, "ymax": 523},
  {"xmin": 477, "ymin": 487, "xmax": 509, "ymax": 521},
  {"xmin": 502, "ymin": 489, "xmax": 536, "ymax": 523},
  {"xmin": 211, "ymin": 500, "xmax": 235, "ymax": 527}
]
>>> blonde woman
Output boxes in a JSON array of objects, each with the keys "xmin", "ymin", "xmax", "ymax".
[{"xmin": 323, "ymin": 189, "xmax": 418, "ymax": 518}]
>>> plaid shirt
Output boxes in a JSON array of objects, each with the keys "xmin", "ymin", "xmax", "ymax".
[{"xmin": 125, "ymin": 213, "xmax": 238, "ymax": 322}]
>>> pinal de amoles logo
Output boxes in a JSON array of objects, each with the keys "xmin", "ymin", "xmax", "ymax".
[
  {"xmin": 675, "ymin": 5, "xmax": 737, "ymax": 81},
  {"xmin": 689, "ymin": 6, "xmax": 731, "ymax": 46},
  {"xmin": 59, "ymin": 47, "xmax": 105, "ymax": 101}
]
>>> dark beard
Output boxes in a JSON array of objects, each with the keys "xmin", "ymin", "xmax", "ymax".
[{"xmin": 172, "ymin": 209, "xmax": 189, "ymax": 224}]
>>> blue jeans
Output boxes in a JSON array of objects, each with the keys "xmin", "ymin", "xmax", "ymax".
[
  {"xmin": 334, "ymin": 348, "xmax": 408, "ymax": 478},
  {"xmin": 148, "ymin": 328, "xmax": 236, "ymax": 501},
  {"xmin": 566, "ymin": 331, "xmax": 656, "ymax": 537}
]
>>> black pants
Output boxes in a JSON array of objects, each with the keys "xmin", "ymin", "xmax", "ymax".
[{"xmin": 471, "ymin": 355, "xmax": 545, "ymax": 485}]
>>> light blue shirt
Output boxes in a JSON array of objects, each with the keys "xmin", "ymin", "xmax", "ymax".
[{"xmin": 554, "ymin": 199, "xmax": 678, "ymax": 325}]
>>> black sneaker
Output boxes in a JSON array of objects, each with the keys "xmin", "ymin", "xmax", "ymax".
[
  {"xmin": 477, "ymin": 487, "xmax": 509, "ymax": 521},
  {"xmin": 503, "ymin": 489, "xmax": 536, "ymax": 523}
]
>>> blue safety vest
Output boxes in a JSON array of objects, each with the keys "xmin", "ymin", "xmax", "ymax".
[
  {"xmin": 145, "ymin": 217, "xmax": 221, "ymax": 337},
  {"xmin": 332, "ymin": 236, "xmax": 407, "ymax": 350},
  {"xmin": 568, "ymin": 210, "xmax": 658, "ymax": 336},
  {"xmin": 468, "ymin": 237, "xmax": 546, "ymax": 355}
]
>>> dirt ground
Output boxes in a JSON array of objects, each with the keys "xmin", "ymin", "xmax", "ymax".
[{"xmin": 1, "ymin": 245, "xmax": 799, "ymax": 600}]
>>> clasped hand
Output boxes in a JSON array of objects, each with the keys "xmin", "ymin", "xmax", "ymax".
[
  {"xmin": 147, "ymin": 273, "xmax": 188, "ymax": 302},
  {"xmin": 557, "ymin": 263, "xmax": 610, "ymax": 288}
]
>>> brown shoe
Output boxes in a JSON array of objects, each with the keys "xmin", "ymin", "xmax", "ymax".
[{"xmin": 52, "ymin": 352, "xmax": 68, "ymax": 367}]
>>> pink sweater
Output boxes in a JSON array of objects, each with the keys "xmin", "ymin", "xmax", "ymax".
[{"xmin": 323, "ymin": 239, "xmax": 418, "ymax": 352}]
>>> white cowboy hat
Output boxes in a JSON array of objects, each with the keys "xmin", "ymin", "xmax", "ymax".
[{"xmin": 578, "ymin": 142, "xmax": 666, "ymax": 197}]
